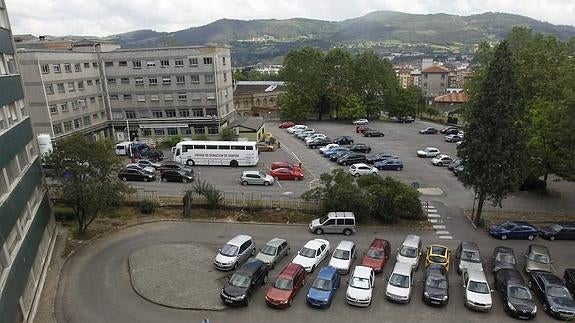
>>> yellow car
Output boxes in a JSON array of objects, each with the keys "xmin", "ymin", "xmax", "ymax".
[{"xmin": 425, "ymin": 244, "xmax": 451, "ymax": 272}]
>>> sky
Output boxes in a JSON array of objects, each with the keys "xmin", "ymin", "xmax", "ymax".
[{"xmin": 6, "ymin": 0, "xmax": 575, "ymax": 37}]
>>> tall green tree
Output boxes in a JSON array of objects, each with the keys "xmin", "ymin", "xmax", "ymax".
[
  {"xmin": 45, "ymin": 135, "xmax": 133, "ymax": 236},
  {"xmin": 458, "ymin": 41, "xmax": 529, "ymax": 226}
]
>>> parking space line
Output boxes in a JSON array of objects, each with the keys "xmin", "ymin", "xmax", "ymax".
[
  {"xmin": 429, "ymin": 219, "xmax": 439, "ymax": 223},
  {"xmin": 438, "ymin": 235, "xmax": 453, "ymax": 240},
  {"xmin": 426, "ymin": 209, "xmax": 438, "ymax": 213},
  {"xmin": 436, "ymin": 230, "xmax": 450, "ymax": 235},
  {"xmin": 432, "ymin": 225, "xmax": 446, "ymax": 229},
  {"xmin": 427, "ymin": 213, "xmax": 441, "ymax": 218}
]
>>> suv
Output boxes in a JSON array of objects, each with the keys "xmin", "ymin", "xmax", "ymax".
[
  {"xmin": 333, "ymin": 136, "xmax": 354, "ymax": 145},
  {"xmin": 309, "ymin": 212, "xmax": 356, "ymax": 235},
  {"xmin": 214, "ymin": 235, "xmax": 256, "ymax": 271},
  {"xmin": 240, "ymin": 171, "xmax": 275, "ymax": 186},
  {"xmin": 455, "ymin": 241, "xmax": 483, "ymax": 274},
  {"xmin": 220, "ymin": 259, "xmax": 269, "ymax": 306}
]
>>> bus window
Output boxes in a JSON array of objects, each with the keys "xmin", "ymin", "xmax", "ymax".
[
  {"xmin": 206, "ymin": 145, "xmax": 217, "ymax": 150},
  {"xmin": 182, "ymin": 145, "xmax": 193, "ymax": 152},
  {"xmin": 231, "ymin": 145, "xmax": 245, "ymax": 150},
  {"xmin": 218, "ymin": 145, "xmax": 230, "ymax": 150},
  {"xmin": 246, "ymin": 146, "xmax": 253, "ymax": 150},
  {"xmin": 193, "ymin": 145, "xmax": 205, "ymax": 149}
]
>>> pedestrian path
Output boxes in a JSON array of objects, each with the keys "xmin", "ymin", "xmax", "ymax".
[{"xmin": 423, "ymin": 202, "xmax": 453, "ymax": 240}]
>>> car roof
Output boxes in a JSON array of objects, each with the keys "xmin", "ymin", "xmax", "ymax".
[
  {"xmin": 499, "ymin": 268, "xmax": 525, "ymax": 285},
  {"xmin": 242, "ymin": 170, "xmax": 262, "ymax": 175},
  {"xmin": 326, "ymin": 212, "xmax": 355, "ymax": 219},
  {"xmin": 353, "ymin": 265, "xmax": 373, "ymax": 278},
  {"xmin": 335, "ymin": 240, "xmax": 355, "ymax": 251},
  {"xmin": 402, "ymin": 235, "xmax": 421, "ymax": 248},
  {"xmin": 305, "ymin": 239, "xmax": 328, "ymax": 249},
  {"xmin": 352, "ymin": 163, "xmax": 369, "ymax": 168},
  {"xmin": 466, "ymin": 269, "xmax": 488, "ymax": 282},
  {"xmin": 279, "ymin": 263, "xmax": 304, "ymax": 278},
  {"xmin": 237, "ymin": 259, "xmax": 264, "ymax": 274},
  {"xmin": 227, "ymin": 235, "xmax": 252, "ymax": 246},
  {"xmin": 368, "ymin": 238, "xmax": 389, "ymax": 250},
  {"xmin": 425, "ymin": 147, "xmax": 438, "ymax": 150},
  {"xmin": 265, "ymin": 238, "xmax": 287, "ymax": 248},
  {"xmin": 426, "ymin": 264, "xmax": 447, "ymax": 276},
  {"xmin": 317, "ymin": 266, "xmax": 338, "ymax": 279},
  {"xmin": 533, "ymin": 271, "xmax": 564, "ymax": 286},
  {"xmin": 529, "ymin": 244, "xmax": 549, "ymax": 255},
  {"xmin": 392, "ymin": 262, "xmax": 412, "ymax": 275},
  {"xmin": 460, "ymin": 241, "xmax": 480, "ymax": 251}
]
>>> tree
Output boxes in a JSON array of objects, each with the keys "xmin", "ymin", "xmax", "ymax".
[
  {"xmin": 44, "ymin": 134, "xmax": 133, "ymax": 236},
  {"xmin": 386, "ymin": 86, "xmax": 418, "ymax": 118},
  {"xmin": 458, "ymin": 41, "xmax": 529, "ymax": 226},
  {"xmin": 337, "ymin": 94, "xmax": 366, "ymax": 120},
  {"xmin": 220, "ymin": 128, "xmax": 238, "ymax": 141}
]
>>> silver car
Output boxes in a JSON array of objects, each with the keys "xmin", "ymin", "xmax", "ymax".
[
  {"xmin": 524, "ymin": 244, "xmax": 553, "ymax": 273},
  {"xmin": 255, "ymin": 238, "xmax": 290, "ymax": 269},
  {"xmin": 455, "ymin": 241, "xmax": 484, "ymax": 274},
  {"xmin": 240, "ymin": 171, "xmax": 275, "ymax": 186}
]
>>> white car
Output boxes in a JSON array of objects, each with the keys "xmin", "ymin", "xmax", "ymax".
[
  {"xmin": 463, "ymin": 269, "xmax": 493, "ymax": 312},
  {"xmin": 328, "ymin": 240, "xmax": 356, "ymax": 274},
  {"xmin": 292, "ymin": 239, "xmax": 330, "ymax": 272},
  {"xmin": 349, "ymin": 163, "xmax": 378, "ymax": 177},
  {"xmin": 305, "ymin": 134, "xmax": 327, "ymax": 144},
  {"xmin": 385, "ymin": 262, "xmax": 414, "ymax": 304},
  {"xmin": 287, "ymin": 125, "xmax": 307, "ymax": 134},
  {"xmin": 417, "ymin": 147, "xmax": 441, "ymax": 158},
  {"xmin": 396, "ymin": 235, "xmax": 422, "ymax": 270},
  {"xmin": 431, "ymin": 155, "xmax": 454, "ymax": 166},
  {"xmin": 320, "ymin": 143, "xmax": 339, "ymax": 153},
  {"xmin": 346, "ymin": 265, "xmax": 375, "ymax": 307},
  {"xmin": 353, "ymin": 118, "xmax": 369, "ymax": 125},
  {"xmin": 444, "ymin": 134, "xmax": 464, "ymax": 143}
]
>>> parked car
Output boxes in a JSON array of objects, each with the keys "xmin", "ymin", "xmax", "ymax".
[
  {"xmin": 366, "ymin": 152, "xmax": 398, "ymax": 164},
  {"xmin": 213, "ymin": 235, "xmax": 256, "ymax": 271},
  {"xmin": 453, "ymin": 165, "xmax": 465, "ymax": 176},
  {"xmin": 363, "ymin": 130, "xmax": 384, "ymax": 137},
  {"xmin": 270, "ymin": 167, "xmax": 304, "ymax": 181},
  {"xmin": 385, "ymin": 261, "xmax": 414, "ymax": 303},
  {"xmin": 256, "ymin": 142, "xmax": 276, "ymax": 152},
  {"xmin": 346, "ymin": 266, "xmax": 375, "ymax": 307},
  {"xmin": 463, "ymin": 269, "xmax": 493, "ymax": 312},
  {"xmin": 292, "ymin": 239, "xmax": 330, "ymax": 273},
  {"xmin": 524, "ymin": 244, "xmax": 553, "ymax": 273},
  {"xmin": 319, "ymin": 143, "xmax": 339, "ymax": 153},
  {"xmin": 306, "ymin": 266, "xmax": 341, "ymax": 308},
  {"xmin": 296, "ymin": 129, "xmax": 315, "ymax": 139},
  {"xmin": 397, "ymin": 116, "xmax": 415, "ymax": 123},
  {"xmin": 539, "ymin": 222, "xmax": 575, "ymax": 240},
  {"xmin": 445, "ymin": 134, "xmax": 463, "ymax": 143},
  {"xmin": 422, "ymin": 264, "xmax": 449, "ymax": 306},
  {"xmin": 565, "ymin": 268, "xmax": 575, "ymax": 296},
  {"xmin": 348, "ymin": 143, "xmax": 371, "ymax": 153},
  {"xmin": 440, "ymin": 126, "xmax": 459, "ymax": 134},
  {"xmin": 329, "ymin": 150, "xmax": 351, "ymax": 162},
  {"xmin": 528, "ymin": 270, "xmax": 575, "ymax": 320},
  {"xmin": 489, "ymin": 221, "xmax": 539, "ymax": 240},
  {"xmin": 125, "ymin": 163, "xmax": 155, "ymax": 174},
  {"xmin": 265, "ymin": 263, "xmax": 307, "ymax": 308},
  {"xmin": 419, "ymin": 127, "xmax": 438, "ymax": 134},
  {"xmin": 494, "ymin": 268, "xmax": 537, "ymax": 319},
  {"xmin": 324, "ymin": 147, "xmax": 350, "ymax": 158},
  {"xmin": 157, "ymin": 161, "xmax": 192, "ymax": 173},
  {"xmin": 520, "ymin": 178, "xmax": 547, "ymax": 191},
  {"xmin": 287, "ymin": 125, "xmax": 307, "ymax": 134},
  {"xmin": 333, "ymin": 136, "xmax": 354, "ymax": 145},
  {"xmin": 374, "ymin": 159, "xmax": 404, "ymax": 171},
  {"xmin": 240, "ymin": 171, "xmax": 275, "ymax": 186},
  {"xmin": 141, "ymin": 149, "xmax": 164, "ymax": 161},
  {"xmin": 255, "ymin": 238, "xmax": 290, "ymax": 269},
  {"xmin": 137, "ymin": 159, "xmax": 161, "ymax": 169},
  {"xmin": 431, "ymin": 155, "xmax": 454, "ymax": 166},
  {"xmin": 307, "ymin": 137, "xmax": 332, "ymax": 148},
  {"xmin": 278, "ymin": 121, "xmax": 295, "ymax": 129},
  {"xmin": 447, "ymin": 159, "xmax": 462, "ymax": 171},
  {"xmin": 492, "ymin": 246, "xmax": 517, "ymax": 273},
  {"xmin": 361, "ymin": 238, "xmax": 391, "ymax": 273},
  {"xmin": 355, "ymin": 125, "xmax": 371, "ymax": 134},
  {"xmin": 118, "ymin": 168, "xmax": 155, "ymax": 182},
  {"xmin": 270, "ymin": 161, "xmax": 302, "ymax": 171},
  {"xmin": 455, "ymin": 241, "xmax": 483, "ymax": 274},
  {"xmin": 425, "ymin": 244, "xmax": 451, "ymax": 272},
  {"xmin": 417, "ymin": 147, "xmax": 441, "ymax": 158},
  {"xmin": 348, "ymin": 163, "xmax": 378, "ymax": 177},
  {"xmin": 309, "ymin": 211, "xmax": 356, "ymax": 236},
  {"xmin": 337, "ymin": 153, "xmax": 367, "ymax": 166},
  {"xmin": 328, "ymin": 240, "xmax": 356, "ymax": 274},
  {"xmin": 304, "ymin": 133, "xmax": 327, "ymax": 143},
  {"xmin": 220, "ymin": 259, "xmax": 269, "ymax": 306},
  {"xmin": 160, "ymin": 169, "xmax": 194, "ymax": 183},
  {"xmin": 353, "ymin": 118, "xmax": 369, "ymax": 125},
  {"xmin": 396, "ymin": 235, "xmax": 422, "ymax": 271}
]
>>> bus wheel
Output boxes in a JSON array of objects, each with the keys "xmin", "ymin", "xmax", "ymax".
[
  {"xmin": 230, "ymin": 160, "xmax": 239, "ymax": 167},
  {"xmin": 186, "ymin": 160, "xmax": 195, "ymax": 166}
]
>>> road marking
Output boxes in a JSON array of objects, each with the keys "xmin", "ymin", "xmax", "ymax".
[
  {"xmin": 436, "ymin": 230, "xmax": 450, "ymax": 235},
  {"xmin": 276, "ymin": 180, "xmax": 282, "ymax": 188},
  {"xmin": 429, "ymin": 219, "xmax": 440, "ymax": 223},
  {"xmin": 432, "ymin": 225, "xmax": 446, "ymax": 229},
  {"xmin": 427, "ymin": 213, "xmax": 441, "ymax": 218},
  {"xmin": 438, "ymin": 235, "xmax": 453, "ymax": 240},
  {"xmin": 427, "ymin": 209, "xmax": 438, "ymax": 213}
]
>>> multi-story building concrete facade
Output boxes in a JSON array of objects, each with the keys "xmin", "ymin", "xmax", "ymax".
[
  {"xmin": 421, "ymin": 65, "xmax": 449, "ymax": 104},
  {"xmin": 0, "ymin": 2, "xmax": 56, "ymax": 322}
]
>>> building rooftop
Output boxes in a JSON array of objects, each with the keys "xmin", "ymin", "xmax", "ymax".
[
  {"xmin": 434, "ymin": 92, "xmax": 469, "ymax": 103},
  {"xmin": 422, "ymin": 65, "xmax": 450, "ymax": 74},
  {"xmin": 228, "ymin": 116, "xmax": 265, "ymax": 131}
]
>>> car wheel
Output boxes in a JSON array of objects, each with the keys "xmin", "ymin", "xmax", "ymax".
[
  {"xmin": 121, "ymin": 177, "xmax": 128, "ymax": 182},
  {"xmin": 161, "ymin": 177, "xmax": 168, "ymax": 182},
  {"xmin": 501, "ymin": 235, "xmax": 507, "ymax": 240},
  {"xmin": 241, "ymin": 181, "xmax": 248, "ymax": 186},
  {"xmin": 182, "ymin": 178, "xmax": 188, "ymax": 184},
  {"xmin": 251, "ymin": 248, "xmax": 256, "ymax": 256},
  {"xmin": 186, "ymin": 160, "xmax": 195, "ymax": 166},
  {"xmin": 286, "ymin": 248, "xmax": 291, "ymax": 255},
  {"xmin": 314, "ymin": 228, "xmax": 323, "ymax": 235},
  {"xmin": 311, "ymin": 265, "xmax": 316, "ymax": 273},
  {"xmin": 264, "ymin": 181, "xmax": 270, "ymax": 186},
  {"xmin": 528, "ymin": 280, "xmax": 532, "ymax": 288},
  {"xmin": 343, "ymin": 229, "xmax": 352, "ymax": 236},
  {"xmin": 397, "ymin": 166, "xmax": 401, "ymax": 171},
  {"xmin": 288, "ymin": 298, "xmax": 293, "ymax": 307},
  {"xmin": 233, "ymin": 262, "xmax": 238, "ymax": 270},
  {"xmin": 143, "ymin": 177, "xmax": 148, "ymax": 182},
  {"xmin": 230, "ymin": 160, "xmax": 239, "ymax": 167},
  {"xmin": 549, "ymin": 236, "xmax": 555, "ymax": 241},
  {"xmin": 527, "ymin": 234, "xmax": 534, "ymax": 241},
  {"xmin": 542, "ymin": 303, "xmax": 548, "ymax": 312},
  {"xmin": 263, "ymin": 274, "xmax": 268, "ymax": 285}
]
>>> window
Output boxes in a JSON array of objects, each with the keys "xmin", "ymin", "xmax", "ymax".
[
  {"xmin": 6, "ymin": 225, "xmax": 21, "ymax": 255},
  {"xmin": 66, "ymin": 82, "xmax": 75, "ymax": 92},
  {"xmin": 179, "ymin": 109, "xmax": 190, "ymax": 117},
  {"xmin": 89, "ymin": 96, "xmax": 96, "ymax": 102},
  {"xmin": 53, "ymin": 64, "xmax": 61, "ymax": 73},
  {"xmin": 71, "ymin": 101, "xmax": 79, "ymax": 110},
  {"xmin": 139, "ymin": 110, "xmax": 150, "ymax": 118},
  {"xmin": 440, "ymin": 83, "xmax": 445, "ymax": 87},
  {"xmin": 176, "ymin": 75, "xmax": 185, "ymax": 84},
  {"xmin": 60, "ymin": 103, "xmax": 68, "ymax": 112},
  {"xmin": 208, "ymin": 125, "xmax": 219, "ymax": 135},
  {"xmin": 190, "ymin": 75, "xmax": 200, "ymax": 83},
  {"xmin": 110, "ymin": 95, "xmax": 118, "ymax": 100},
  {"xmin": 84, "ymin": 62, "xmax": 90, "ymax": 68},
  {"xmin": 194, "ymin": 126, "xmax": 205, "ymax": 135},
  {"xmin": 78, "ymin": 99, "xmax": 87, "ymax": 108},
  {"xmin": 73, "ymin": 118, "xmax": 81, "ymax": 129},
  {"xmin": 191, "ymin": 92, "xmax": 202, "ymax": 101},
  {"xmin": 189, "ymin": 57, "xmax": 198, "ymax": 66},
  {"xmin": 107, "ymin": 78, "xmax": 116, "ymax": 84},
  {"xmin": 203, "ymin": 57, "xmax": 213, "ymax": 65},
  {"xmin": 162, "ymin": 76, "xmax": 171, "ymax": 85},
  {"xmin": 150, "ymin": 94, "xmax": 159, "ymax": 101},
  {"xmin": 135, "ymin": 78, "xmax": 144, "ymax": 86},
  {"xmin": 192, "ymin": 109, "xmax": 204, "ymax": 117},
  {"xmin": 178, "ymin": 93, "xmax": 187, "ymax": 101},
  {"xmin": 147, "ymin": 61, "xmax": 156, "ymax": 67},
  {"xmin": 222, "ymin": 57, "xmax": 226, "ymax": 65},
  {"xmin": 174, "ymin": 59, "xmax": 184, "ymax": 66},
  {"xmin": 45, "ymin": 84, "xmax": 54, "ymax": 94},
  {"xmin": 164, "ymin": 94, "xmax": 173, "ymax": 101},
  {"xmin": 118, "ymin": 61, "xmax": 127, "ymax": 66},
  {"xmin": 148, "ymin": 78, "xmax": 158, "ymax": 86},
  {"xmin": 83, "ymin": 115, "xmax": 91, "ymax": 126},
  {"xmin": 441, "ymin": 74, "xmax": 446, "ymax": 79},
  {"xmin": 206, "ymin": 108, "xmax": 217, "ymax": 116},
  {"xmin": 154, "ymin": 128, "xmax": 165, "ymax": 136},
  {"xmin": 133, "ymin": 60, "xmax": 142, "ymax": 69},
  {"xmin": 160, "ymin": 59, "xmax": 169, "ymax": 67},
  {"xmin": 123, "ymin": 94, "xmax": 132, "ymax": 100},
  {"xmin": 77, "ymin": 81, "xmax": 84, "ymax": 90},
  {"xmin": 105, "ymin": 61, "xmax": 113, "ymax": 67},
  {"xmin": 167, "ymin": 128, "xmax": 178, "ymax": 135},
  {"xmin": 125, "ymin": 111, "xmax": 136, "ymax": 119},
  {"xmin": 92, "ymin": 62, "xmax": 98, "ymax": 68},
  {"xmin": 223, "ymin": 72, "xmax": 227, "ymax": 82},
  {"xmin": 205, "ymin": 74, "xmax": 214, "ymax": 83},
  {"xmin": 120, "ymin": 78, "xmax": 130, "ymax": 84},
  {"xmin": 41, "ymin": 64, "xmax": 50, "ymax": 73},
  {"xmin": 181, "ymin": 127, "xmax": 192, "ymax": 135},
  {"xmin": 137, "ymin": 95, "xmax": 146, "ymax": 102},
  {"xmin": 87, "ymin": 80, "xmax": 93, "ymax": 86},
  {"xmin": 224, "ymin": 88, "xmax": 228, "ymax": 97},
  {"xmin": 166, "ymin": 109, "xmax": 176, "ymax": 118},
  {"xmin": 64, "ymin": 63, "xmax": 72, "ymax": 73},
  {"xmin": 49, "ymin": 105, "xmax": 57, "ymax": 114},
  {"xmin": 63, "ymin": 121, "xmax": 72, "ymax": 132},
  {"xmin": 142, "ymin": 129, "xmax": 152, "ymax": 136},
  {"xmin": 206, "ymin": 92, "xmax": 216, "ymax": 100},
  {"xmin": 53, "ymin": 123, "xmax": 62, "ymax": 135},
  {"xmin": 74, "ymin": 63, "xmax": 81, "ymax": 72},
  {"xmin": 152, "ymin": 111, "xmax": 163, "ymax": 118}
]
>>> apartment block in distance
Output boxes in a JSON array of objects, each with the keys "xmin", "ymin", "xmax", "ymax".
[{"xmin": 0, "ymin": 1, "xmax": 56, "ymax": 322}]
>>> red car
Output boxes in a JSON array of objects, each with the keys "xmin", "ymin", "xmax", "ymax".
[
  {"xmin": 278, "ymin": 121, "xmax": 295, "ymax": 129},
  {"xmin": 270, "ymin": 167, "xmax": 304, "ymax": 180},
  {"xmin": 355, "ymin": 125, "xmax": 371, "ymax": 134},
  {"xmin": 270, "ymin": 161, "xmax": 302, "ymax": 171},
  {"xmin": 360, "ymin": 238, "xmax": 391, "ymax": 273},
  {"xmin": 265, "ymin": 263, "xmax": 307, "ymax": 308}
]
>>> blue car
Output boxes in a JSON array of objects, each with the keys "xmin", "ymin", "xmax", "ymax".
[
  {"xmin": 374, "ymin": 158, "xmax": 404, "ymax": 170},
  {"xmin": 323, "ymin": 147, "xmax": 349, "ymax": 158},
  {"xmin": 306, "ymin": 266, "xmax": 340, "ymax": 308},
  {"xmin": 489, "ymin": 221, "xmax": 539, "ymax": 240}
]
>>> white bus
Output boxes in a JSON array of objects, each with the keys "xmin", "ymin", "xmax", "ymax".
[{"xmin": 173, "ymin": 140, "xmax": 258, "ymax": 167}]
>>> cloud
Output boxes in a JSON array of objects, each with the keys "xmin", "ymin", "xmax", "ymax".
[{"xmin": 5, "ymin": 0, "xmax": 575, "ymax": 37}]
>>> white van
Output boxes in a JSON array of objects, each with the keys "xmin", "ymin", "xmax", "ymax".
[
  {"xmin": 309, "ymin": 212, "xmax": 356, "ymax": 236},
  {"xmin": 115, "ymin": 141, "xmax": 132, "ymax": 156}
]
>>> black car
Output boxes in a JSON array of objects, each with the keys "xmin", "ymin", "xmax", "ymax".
[
  {"xmin": 348, "ymin": 143, "xmax": 371, "ymax": 153},
  {"xmin": 141, "ymin": 149, "xmax": 164, "ymax": 161},
  {"xmin": 160, "ymin": 170, "xmax": 194, "ymax": 183},
  {"xmin": 333, "ymin": 136, "xmax": 354, "ymax": 145},
  {"xmin": 447, "ymin": 159, "xmax": 462, "ymax": 172},
  {"xmin": 422, "ymin": 264, "xmax": 449, "ymax": 306},
  {"xmin": 495, "ymin": 269, "xmax": 537, "ymax": 320},
  {"xmin": 539, "ymin": 223, "xmax": 575, "ymax": 240},
  {"xmin": 519, "ymin": 178, "xmax": 547, "ymax": 191},
  {"xmin": 440, "ymin": 126, "xmax": 459, "ymax": 134},
  {"xmin": 419, "ymin": 127, "xmax": 438, "ymax": 134},
  {"xmin": 363, "ymin": 130, "xmax": 384, "ymax": 137},
  {"xmin": 397, "ymin": 116, "xmax": 415, "ymax": 123},
  {"xmin": 528, "ymin": 270, "xmax": 575, "ymax": 320},
  {"xmin": 118, "ymin": 169, "xmax": 155, "ymax": 182},
  {"xmin": 220, "ymin": 259, "xmax": 269, "ymax": 306},
  {"xmin": 366, "ymin": 152, "xmax": 398, "ymax": 164},
  {"xmin": 308, "ymin": 137, "xmax": 332, "ymax": 148},
  {"xmin": 329, "ymin": 150, "xmax": 351, "ymax": 162},
  {"xmin": 157, "ymin": 161, "xmax": 192, "ymax": 173},
  {"xmin": 492, "ymin": 246, "xmax": 516, "ymax": 273},
  {"xmin": 565, "ymin": 269, "xmax": 575, "ymax": 296},
  {"xmin": 337, "ymin": 152, "xmax": 367, "ymax": 166}
]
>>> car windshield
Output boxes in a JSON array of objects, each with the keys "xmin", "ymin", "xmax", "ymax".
[
  {"xmin": 366, "ymin": 249, "xmax": 384, "ymax": 259},
  {"xmin": 501, "ymin": 222, "xmax": 515, "ymax": 230},
  {"xmin": 319, "ymin": 215, "xmax": 329, "ymax": 223},
  {"xmin": 312, "ymin": 278, "xmax": 332, "ymax": 291},
  {"xmin": 228, "ymin": 273, "xmax": 251, "ymax": 288},
  {"xmin": 260, "ymin": 245, "xmax": 277, "ymax": 256},
  {"xmin": 273, "ymin": 278, "xmax": 293, "ymax": 291},
  {"xmin": 461, "ymin": 251, "xmax": 481, "ymax": 263},
  {"xmin": 350, "ymin": 276, "xmax": 370, "ymax": 289},
  {"xmin": 299, "ymin": 247, "xmax": 317, "ymax": 258},
  {"xmin": 508, "ymin": 286, "xmax": 532, "ymax": 300},
  {"xmin": 389, "ymin": 273, "xmax": 410, "ymax": 288},
  {"xmin": 333, "ymin": 249, "xmax": 350, "ymax": 260},
  {"xmin": 429, "ymin": 255, "xmax": 446, "ymax": 263},
  {"xmin": 220, "ymin": 244, "xmax": 238, "ymax": 257},
  {"xmin": 399, "ymin": 246, "xmax": 417, "ymax": 258},
  {"xmin": 468, "ymin": 281, "xmax": 490, "ymax": 294},
  {"xmin": 528, "ymin": 253, "xmax": 550, "ymax": 264},
  {"xmin": 495, "ymin": 253, "xmax": 515, "ymax": 264},
  {"xmin": 426, "ymin": 275, "xmax": 447, "ymax": 289},
  {"xmin": 547, "ymin": 286, "xmax": 571, "ymax": 298},
  {"xmin": 548, "ymin": 224, "xmax": 563, "ymax": 232}
]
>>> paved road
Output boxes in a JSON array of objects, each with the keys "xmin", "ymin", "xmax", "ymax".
[{"xmin": 56, "ymin": 221, "xmax": 575, "ymax": 323}]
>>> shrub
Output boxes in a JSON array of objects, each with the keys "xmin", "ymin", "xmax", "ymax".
[
  {"xmin": 192, "ymin": 179, "xmax": 223, "ymax": 209},
  {"xmin": 220, "ymin": 128, "xmax": 238, "ymax": 141},
  {"xmin": 139, "ymin": 199, "xmax": 159, "ymax": 214}
]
